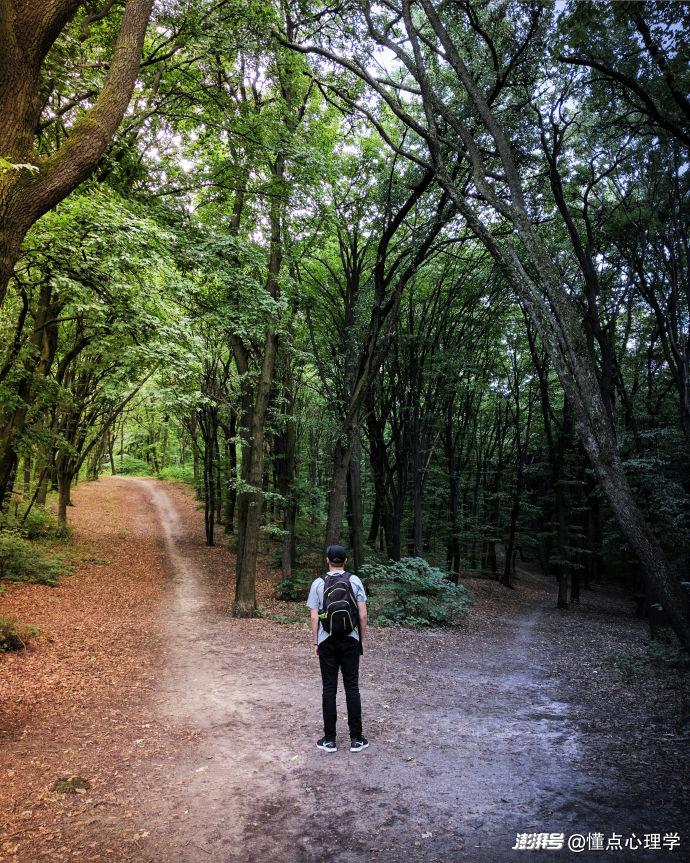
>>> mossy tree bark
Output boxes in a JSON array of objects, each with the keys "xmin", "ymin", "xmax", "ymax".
[{"xmin": 0, "ymin": 0, "xmax": 154, "ymax": 307}]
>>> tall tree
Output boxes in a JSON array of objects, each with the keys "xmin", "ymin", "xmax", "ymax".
[{"xmin": 285, "ymin": 0, "xmax": 690, "ymax": 647}]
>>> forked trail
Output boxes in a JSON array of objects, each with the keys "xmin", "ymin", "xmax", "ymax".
[{"xmin": 1, "ymin": 476, "xmax": 687, "ymax": 862}]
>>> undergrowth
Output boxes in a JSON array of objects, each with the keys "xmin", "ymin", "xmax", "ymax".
[
  {"xmin": 603, "ymin": 634, "xmax": 690, "ymax": 682},
  {"xmin": 275, "ymin": 569, "xmax": 314, "ymax": 602},
  {"xmin": 0, "ymin": 504, "xmax": 68, "ymax": 587},
  {"xmin": 359, "ymin": 557, "xmax": 474, "ymax": 628},
  {"xmin": 112, "ymin": 455, "xmax": 151, "ymax": 476},
  {"xmin": 158, "ymin": 464, "xmax": 197, "ymax": 484},
  {"xmin": 0, "ymin": 612, "xmax": 38, "ymax": 651}
]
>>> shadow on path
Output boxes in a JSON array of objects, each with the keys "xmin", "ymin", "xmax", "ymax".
[{"xmin": 125, "ymin": 478, "xmax": 683, "ymax": 863}]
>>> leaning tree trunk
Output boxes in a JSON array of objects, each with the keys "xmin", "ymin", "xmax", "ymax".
[{"xmin": 407, "ymin": 1, "xmax": 690, "ymax": 648}]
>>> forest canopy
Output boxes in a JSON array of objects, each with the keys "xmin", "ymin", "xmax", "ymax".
[{"xmin": 1, "ymin": 0, "xmax": 689, "ymax": 643}]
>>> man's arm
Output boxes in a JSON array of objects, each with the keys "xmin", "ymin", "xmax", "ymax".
[
  {"xmin": 358, "ymin": 602, "xmax": 367, "ymax": 648},
  {"xmin": 311, "ymin": 608, "xmax": 320, "ymax": 658}
]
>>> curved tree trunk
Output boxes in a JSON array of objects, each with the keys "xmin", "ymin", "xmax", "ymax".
[{"xmin": 0, "ymin": 0, "xmax": 154, "ymax": 306}]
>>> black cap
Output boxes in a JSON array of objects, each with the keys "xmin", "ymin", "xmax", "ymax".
[{"xmin": 326, "ymin": 545, "xmax": 347, "ymax": 564}]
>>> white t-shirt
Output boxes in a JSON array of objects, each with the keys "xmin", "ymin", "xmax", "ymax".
[{"xmin": 306, "ymin": 570, "xmax": 367, "ymax": 644}]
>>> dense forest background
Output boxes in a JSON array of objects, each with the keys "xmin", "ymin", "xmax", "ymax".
[{"xmin": 1, "ymin": 1, "xmax": 688, "ymax": 642}]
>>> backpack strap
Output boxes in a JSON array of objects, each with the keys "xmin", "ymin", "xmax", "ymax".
[{"xmin": 341, "ymin": 572, "xmax": 360, "ymax": 631}]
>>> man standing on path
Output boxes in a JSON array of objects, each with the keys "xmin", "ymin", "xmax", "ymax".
[{"xmin": 306, "ymin": 545, "xmax": 368, "ymax": 753}]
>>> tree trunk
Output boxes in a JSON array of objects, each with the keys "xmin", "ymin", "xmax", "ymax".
[
  {"xmin": 554, "ymin": 401, "xmax": 572, "ymax": 608},
  {"xmin": 502, "ymin": 492, "xmax": 520, "ymax": 589},
  {"xmin": 233, "ymin": 147, "xmax": 284, "ymax": 615},
  {"xmin": 365, "ymin": 405, "xmax": 394, "ymax": 558},
  {"xmin": 325, "ymin": 431, "xmax": 354, "ymax": 548},
  {"xmin": 445, "ymin": 408, "xmax": 461, "ymax": 578},
  {"xmin": 234, "ymin": 326, "xmax": 279, "ymax": 615},
  {"xmin": 55, "ymin": 452, "xmax": 76, "ymax": 524},
  {"xmin": 223, "ymin": 414, "xmax": 237, "ymax": 533},
  {"xmin": 346, "ymin": 430, "xmax": 364, "ymax": 571},
  {"xmin": 160, "ymin": 418, "xmax": 169, "ymax": 471},
  {"xmin": 412, "ymin": 405, "xmax": 424, "ymax": 558},
  {"xmin": 215, "ymin": 431, "xmax": 223, "ymax": 525},
  {"xmin": 204, "ymin": 417, "xmax": 216, "ymax": 547},
  {"xmin": 0, "ymin": 0, "xmax": 154, "ymax": 305},
  {"xmin": 22, "ymin": 455, "xmax": 31, "ymax": 499},
  {"xmin": 108, "ymin": 431, "xmax": 116, "ymax": 475},
  {"xmin": 279, "ymin": 415, "xmax": 297, "ymax": 583},
  {"xmin": 555, "ymin": 479, "xmax": 569, "ymax": 609},
  {"xmin": 149, "ymin": 413, "xmax": 160, "ymax": 474}
]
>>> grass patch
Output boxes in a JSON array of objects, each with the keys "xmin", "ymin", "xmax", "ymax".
[
  {"xmin": 158, "ymin": 464, "xmax": 197, "ymax": 484},
  {"xmin": 51, "ymin": 776, "xmax": 91, "ymax": 794}
]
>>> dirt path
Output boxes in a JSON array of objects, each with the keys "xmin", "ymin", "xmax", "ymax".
[{"xmin": 2, "ymin": 477, "xmax": 689, "ymax": 862}]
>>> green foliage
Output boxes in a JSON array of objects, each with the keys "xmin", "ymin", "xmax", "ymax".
[
  {"xmin": 275, "ymin": 569, "xmax": 314, "ymax": 602},
  {"xmin": 623, "ymin": 454, "xmax": 690, "ymax": 577},
  {"xmin": 359, "ymin": 558, "xmax": 474, "ymax": 629},
  {"xmin": 603, "ymin": 639, "xmax": 690, "ymax": 683},
  {"xmin": 114, "ymin": 455, "xmax": 153, "ymax": 476},
  {"xmin": 0, "ymin": 531, "xmax": 66, "ymax": 586},
  {"xmin": 602, "ymin": 650, "xmax": 646, "ymax": 684},
  {"xmin": 2, "ymin": 0, "xmax": 687, "ymax": 626},
  {"xmin": 158, "ymin": 464, "xmax": 197, "ymax": 485},
  {"xmin": 4, "ymin": 504, "xmax": 64, "ymax": 542},
  {"xmin": 294, "ymin": 481, "xmax": 327, "ymax": 526},
  {"xmin": 0, "ymin": 613, "xmax": 38, "ymax": 651},
  {"xmin": 261, "ymin": 521, "xmax": 288, "ymax": 540},
  {"xmin": 272, "ymin": 608, "xmax": 309, "ymax": 625}
]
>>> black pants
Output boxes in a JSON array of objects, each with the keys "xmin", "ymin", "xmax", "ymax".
[{"xmin": 318, "ymin": 636, "xmax": 362, "ymax": 740}]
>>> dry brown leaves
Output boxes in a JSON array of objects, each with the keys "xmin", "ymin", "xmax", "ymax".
[
  {"xmin": 0, "ymin": 477, "xmax": 170, "ymax": 861},
  {"xmin": 2, "ymin": 478, "xmax": 688, "ymax": 861}
]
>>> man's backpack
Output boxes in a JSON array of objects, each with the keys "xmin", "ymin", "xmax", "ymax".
[{"xmin": 319, "ymin": 572, "xmax": 359, "ymax": 637}]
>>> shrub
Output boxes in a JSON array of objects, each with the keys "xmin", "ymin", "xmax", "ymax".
[
  {"xmin": 4, "ymin": 504, "xmax": 64, "ymax": 541},
  {"xmin": 644, "ymin": 637, "xmax": 690, "ymax": 670},
  {"xmin": 359, "ymin": 557, "xmax": 474, "ymax": 628},
  {"xmin": 0, "ymin": 613, "xmax": 38, "ymax": 651},
  {"xmin": 275, "ymin": 569, "xmax": 314, "ymax": 602},
  {"xmin": 0, "ymin": 530, "xmax": 65, "ymax": 586},
  {"xmin": 602, "ymin": 650, "xmax": 644, "ymax": 683},
  {"xmin": 15, "ymin": 505, "xmax": 54, "ymax": 539}
]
